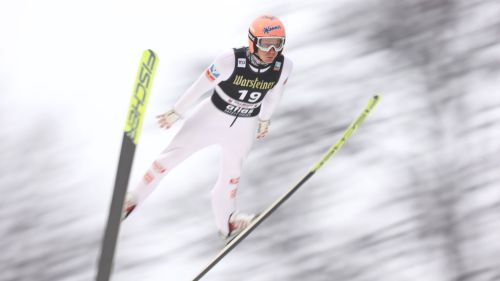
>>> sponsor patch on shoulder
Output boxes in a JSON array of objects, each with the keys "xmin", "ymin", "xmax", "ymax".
[
  {"xmin": 237, "ymin": 58, "xmax": 246, "ymax": 68},
  {"xmin": 273, "ymin": 61, "xmax": 282, "ymax": 71},
  {"xmin": 205, "ymin": 64, "xmax": 220, "ymax": 81}
]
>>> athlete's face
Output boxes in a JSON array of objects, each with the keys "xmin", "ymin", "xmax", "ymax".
[{"xmin": 256, "ymin": 48, "xmax": 278, "ymax": 64}]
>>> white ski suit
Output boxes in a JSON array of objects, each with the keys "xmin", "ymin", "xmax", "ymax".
[{"xmin": 129, "ymin": 47, "xmax": 293, "ymax": 236}]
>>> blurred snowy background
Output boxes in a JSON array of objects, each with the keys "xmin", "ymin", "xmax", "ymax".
[{"xmin": 1, "ymin": 0, "xmax": 499, "ymax": 280}]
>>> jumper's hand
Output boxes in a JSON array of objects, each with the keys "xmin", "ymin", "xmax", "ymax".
[
  {"xmin": 256, "ymin": 119, "xmax": 270, "ymax": 140},
  {"xmin": 157, "ymin": 109, "xmax": 181, "ymax": 129}
]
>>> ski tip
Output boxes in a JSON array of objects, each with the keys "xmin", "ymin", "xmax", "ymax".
[{"xmin": 366, "ymin": 95, "xmax": 380, "ymax": 110}]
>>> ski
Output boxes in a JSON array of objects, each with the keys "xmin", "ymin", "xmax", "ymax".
[
  {"xmin": 96, "ymin": 49, "xmax": 159, "ymax": 281},
  {"xmin": 192, "ymin": 95, "xmax": 380, "ymax": 281}
]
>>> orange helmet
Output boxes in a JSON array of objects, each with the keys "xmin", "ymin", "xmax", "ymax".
[{"xmin": 248, "ymin": 15, "xmax": 286, "ymax": 54}]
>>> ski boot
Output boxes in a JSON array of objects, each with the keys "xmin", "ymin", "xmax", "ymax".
[
  {"xmin": 223, "ymin": 212, "xmax": 258, "ymax": 243},
  {"xmin": 122, "ymin": 193, "xmax": 138, "ymax": 220}
]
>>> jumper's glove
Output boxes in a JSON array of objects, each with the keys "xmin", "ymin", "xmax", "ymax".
[
  {"xmin": 157, "ymin": 109, "xmax": 181, "ymax": 129},
  {"xmin": 256, "ymin": 119, "xmax": 270, "ymax": 140}
]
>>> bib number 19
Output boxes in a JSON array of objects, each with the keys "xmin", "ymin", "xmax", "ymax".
[{"xmin": 238, "ymin": 90, "xmax": 261, "ymax": 103}]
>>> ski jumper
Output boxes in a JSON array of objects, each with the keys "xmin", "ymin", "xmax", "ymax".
[{"xmin": 129, "ymin": 47, "xmax": 293, "ymax": 236}]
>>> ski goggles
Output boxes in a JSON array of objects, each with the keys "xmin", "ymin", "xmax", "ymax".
[{"xmin": 256, "ymin": 37, "xmax": 285, "ymax": 52}]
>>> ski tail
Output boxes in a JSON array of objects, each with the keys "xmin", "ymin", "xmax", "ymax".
[
  {"xmin": 192, "ymin": 95, "xmax": 380, "ymax": 281},
  {"xmin": 96, "ymin": 49, "xmax": 159, "ymax": 281}
]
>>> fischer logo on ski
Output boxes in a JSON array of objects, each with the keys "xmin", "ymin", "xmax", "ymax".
[
  {"xmin": 125, "ymin": 50, "xmax": 158, "ymax": 144},
  {"xmin": 96, "ymin": 49, "xmax": 159, "ymax": 281}
]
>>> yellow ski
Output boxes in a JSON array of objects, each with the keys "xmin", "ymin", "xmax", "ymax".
[
  {"xmin": 96, "ymin": 49, "xmax": 158, "ymax": 281},
  {"xmin": 193, "ymin": 95, "xmax": 380, "ymax": 281}
]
